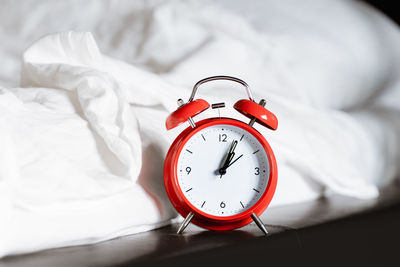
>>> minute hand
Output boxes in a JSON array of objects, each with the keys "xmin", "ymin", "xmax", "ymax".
[{"xmin": 219, "ymin": 140, "xmax": 238, "ymax": 176}]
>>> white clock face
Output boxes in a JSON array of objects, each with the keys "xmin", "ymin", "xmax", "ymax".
[{"xmin": 177, "ymin": 124, "xmax": 270, "ymax": 217}]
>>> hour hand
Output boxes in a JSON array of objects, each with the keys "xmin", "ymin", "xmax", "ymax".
[{"xmin": 219, "ymin": 140, "xmax": 238, "ymax": 176}]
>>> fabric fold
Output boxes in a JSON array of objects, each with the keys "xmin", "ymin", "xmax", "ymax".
[{"xmin": 22, "ymin": 32, "xmax": 142, "ymax": 179}]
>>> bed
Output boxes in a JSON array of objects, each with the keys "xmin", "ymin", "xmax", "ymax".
[{"xmin": 0, "ymin": 0, "xmax": 399, "ymax": 262}]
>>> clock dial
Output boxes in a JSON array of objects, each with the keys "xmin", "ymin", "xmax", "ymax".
[{"xmin": 177, "ymin": 124, "xmax": 270, "ymax": 217}]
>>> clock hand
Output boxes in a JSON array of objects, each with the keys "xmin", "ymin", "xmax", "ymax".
[
  {"xmin": 219, "ymin": 154, "xmax": 243, "ymax": 178},
  {"xmin": 226, "ymin": 154, "xmax": 243, "ymax": 168},
  {"xmin": 219, "ymin": 152, "xmax": 235, "ymax": 177},
  {"xmin": 219, "ymin": 140, "xmax": 238, "ymax": 177},
  {"xmin": 219, "ymin": 152, "xmax": 234, "ymax": 178}
]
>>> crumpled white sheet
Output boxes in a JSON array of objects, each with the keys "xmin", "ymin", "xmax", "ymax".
[
  {"xmin": 1, "ymin": 0, "xmax": 400, "ymax": 258},
  {"xmin": 0, "ymin": 33, "xmax": 176, "ymax": 257}
]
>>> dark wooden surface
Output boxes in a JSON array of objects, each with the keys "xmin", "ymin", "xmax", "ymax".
[{"xmin": 1, "ymin": 184, "xmax": 400, "ymax": 267}]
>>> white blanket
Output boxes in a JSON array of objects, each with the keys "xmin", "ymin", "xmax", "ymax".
[{"xmin": 1, "ymin": 0, "xmax": 400, "ymax": 257}]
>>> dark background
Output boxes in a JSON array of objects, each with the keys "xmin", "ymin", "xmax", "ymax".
[{"xmin": 365, "ymin": 1, "xmax": 400, "ymax": 25}]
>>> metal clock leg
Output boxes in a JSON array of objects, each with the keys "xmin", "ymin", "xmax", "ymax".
[
  {"xmin": 251, "ymin": 213, "xmax": 268, "ymax": 235},
  {"xmin": 177, "ymin": 212, "xmax": 194, "ymax": 234}
]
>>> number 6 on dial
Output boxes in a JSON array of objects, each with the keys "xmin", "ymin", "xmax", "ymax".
[{"xmin": 164, "ymin": 76, "xmax": 278, "ymax": 235}]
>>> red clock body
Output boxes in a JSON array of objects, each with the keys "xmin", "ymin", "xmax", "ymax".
[{"xmin": 163, "ymin": 118, "xmax": 278, "ymax": 231}]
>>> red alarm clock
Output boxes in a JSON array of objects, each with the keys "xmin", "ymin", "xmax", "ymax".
[{"xmin": 164, "ymin": 76, "xmax": 278, "ymax": 235}]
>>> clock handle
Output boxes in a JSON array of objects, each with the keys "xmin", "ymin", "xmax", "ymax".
[
  {"xmin": 251, "ymin": 213, "xmax": 269, "ymax": 236},
  {"xmin": 176, "ymin": 212, "xmax": 194, "ymax": 234},
  {"xmin": 188, "ymin": 75, "xmax": 255, "ymax": 103},
  {"xmin": 188, "ymin": 75, "xmax": 278, "ymax": 131}
]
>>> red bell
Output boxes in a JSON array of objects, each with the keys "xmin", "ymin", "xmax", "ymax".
[
  {"xmin": 234, "ymin": 99, "xmax": 278, "ymax": 130},
  {"xmin": 166, "ymin": 99, "xmax": 210, "ymax": 130}
]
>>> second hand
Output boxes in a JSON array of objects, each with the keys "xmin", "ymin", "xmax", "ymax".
[{"xmin": 227, "ymin": 154, "xmax": 243, "ymax": 168}]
